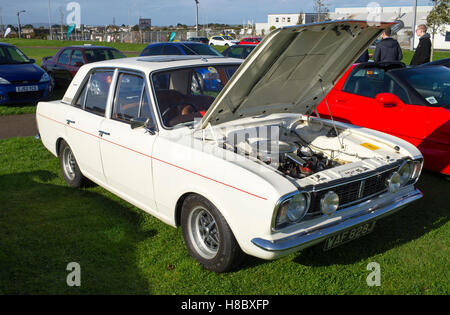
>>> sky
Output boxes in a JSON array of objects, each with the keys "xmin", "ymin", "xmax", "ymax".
[{"xmin": 0, "ymin": 0, "xmax": 432, "ymax": 27}]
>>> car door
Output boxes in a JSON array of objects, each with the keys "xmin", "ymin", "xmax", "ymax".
[
  {"xmin": 325, "ymin": 66, "xmax": 428, "ymax": 147},
  {"xmin": 98, "ymin": 71, "xmax": 158, "ymax": 211},
  {"xmin": 67, "ymin": 49, "xmax": 84, "ymax": 78},
  {"xmin": 422, "ymin": 105, "xmax": 450, "ymax": 173},
  {"xmin": 54, "ymin": 49, "xmax": 73, "ymax": 85},
  {"xmin": 64, "ymin": 69, "xmax": 115, "ymax": 184}
]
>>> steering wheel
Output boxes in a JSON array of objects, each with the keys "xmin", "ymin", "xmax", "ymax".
[{"xmin": 191, "ymin": 72, "xmax": 204, "ymax": 94}]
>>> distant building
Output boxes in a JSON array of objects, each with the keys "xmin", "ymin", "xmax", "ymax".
[
  {"xmin": 330, "ymin": 6, "xmax": 449, "ymax": 50},
  {"xmin": 139, "ymin": 18, "xmax": 152, "ymax": 30},
  {"xmin": 255, "ymin": 6, "xmax": 449, "ymax": 50}
]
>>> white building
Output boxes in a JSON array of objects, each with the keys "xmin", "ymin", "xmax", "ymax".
[
  {"xmin": 255, "ymin": 6, "xmax": 449, "ymax": 50},
  {"xmin": 255, "ymin": 13, "xmax": 303, "ymax": 35},
  {"xmin": 330, "ymin": 6, "xmax": 449, "ymax": 50}
]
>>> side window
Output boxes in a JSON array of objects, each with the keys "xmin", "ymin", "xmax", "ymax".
[
  {"xmin": 112, "ymin": 73, "xmax": 144, "ymax": 122},
  {"xmin": 385, "ymin": 75, "xmax": 410, "ymax": 104},
  {"xmin": 229, "ymin": 47, "xmax": 244, "ymax": 59},
  {"xmin": 70, "ymin": 50, "xmax": 84, "ymax": 66},
  {"xmin": 84, "ymin": 70, "xmax": 114, "ymax": 116},
  {"xmin": 343, "ymin": 68, "xmax": 386, "ymax": 99},
  {"xmin": 343, "ymin": 67, "xmax": 410, "ymax": 103},
  {"xmin": 141, "ymin": 46, "xmax": 163, "ymax": 56},
  {"xmin": 163, "ymin": 45, "xmax": 182, "ymax": 55},
  {"xmin": 58, "ymin": 49, "xmax": 72, "ymax": 65}
]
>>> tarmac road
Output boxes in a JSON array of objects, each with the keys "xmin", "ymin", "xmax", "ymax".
[{"xmin": 0, "ymin": 114, "xmax": 38, "ymax": 140}]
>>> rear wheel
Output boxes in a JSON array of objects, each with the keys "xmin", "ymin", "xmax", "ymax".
[
  {"xmin": 58, "ymin": 140, "xmax": 86, "ymax": 188},
  {"xmin": 181, "ymin": 194, "xmax": 244, "ymax": 272}
]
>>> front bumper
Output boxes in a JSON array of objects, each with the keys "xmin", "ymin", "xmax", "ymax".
[
  {"xmin": 251, "ymin": 188, "xmax": 423, "ymax": 254},
  {"xmin": 0, "ymin": 82, "xmax": 51, "ymax": 105}
]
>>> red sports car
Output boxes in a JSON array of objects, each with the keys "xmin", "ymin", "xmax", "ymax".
[
  {"xmin": 316, "ymin": 62, "xmax": 450, "ymax": 175},
  {"xmin": 239, "ymin": 37, "xmax": 262, "ymax": 45}
]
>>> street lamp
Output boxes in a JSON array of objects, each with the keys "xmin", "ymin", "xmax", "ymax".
[
  {"xmin": 17, "ymin": 10, "xmax": 25, "ymax": 39},
  {"xmin": 195, "ymin": 0, "xmax": 199, "ymax": 36}
]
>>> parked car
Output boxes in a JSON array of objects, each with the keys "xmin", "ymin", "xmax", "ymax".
[
  {"xmin": 41, "ymin": 45, "xmax": 126, "ymax": 87},
  {"xmin": 222, "ymin": 44, "xmax": 256, "ymax": 59},
  {"xmin": 239, "ymin": 37, "xmax": 262, "ymax": 45},
  {"xmin": 36, "ymin": 21, "xmax": 423, "ymax": 272},
  {"xmin": 187, "ymin": 37, "xmax": 209, "ymax": 44},
  {"xmin": 140, "ymin": 42, "xmax": 222, "ymax": 57},
  {"xmin": 0, "ymin": 43, "xmax": 52, "ymax": 105},
  {"xmin": 209, "ymin": 35, "xmax": 239, "ymax": 47},
  {"xmin": 316, "ymin": 62, "xmax": 450, "ymax": 175},
  {"xmin": 416, "ymin": 57, "xmax": 450, "ymax": 69}
]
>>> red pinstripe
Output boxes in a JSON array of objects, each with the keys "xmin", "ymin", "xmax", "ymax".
[{"xmin": 37, "ymin": 112, "xmax": 268, "ymax": 201}]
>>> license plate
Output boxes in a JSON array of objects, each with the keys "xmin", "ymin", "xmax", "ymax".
[
  {"xmin": 323, "ymin": 221, "xmax": 376, "ymax": 251},
  {"xmin": 16, "ymin": 85, "xmax": 38, "ymax": 92}
]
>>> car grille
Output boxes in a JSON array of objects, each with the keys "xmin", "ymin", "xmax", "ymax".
[
  {"xmin": 307, "ymin": 168, "xmax": 397, "ymax": 216},
  {"xmin": 8, "ymin": 91, "xmax": 44, "ymax": 101},
  {"xmin": 10, "ymin": 80, "xmax": 41, "ymax": 85}
]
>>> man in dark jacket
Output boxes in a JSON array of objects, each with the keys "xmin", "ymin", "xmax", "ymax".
[
  {"xmin": 373, "ymin": 28, "xmax": 403, "ymax": 63},
  {"xmin": 410, "ymin": 24, "xmax": 432, "ymax": 65}
]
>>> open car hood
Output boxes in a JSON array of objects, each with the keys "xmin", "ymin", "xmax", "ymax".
[{"xmin": 200, "ymin": 20, "xmax": 393, "ymax": 129}]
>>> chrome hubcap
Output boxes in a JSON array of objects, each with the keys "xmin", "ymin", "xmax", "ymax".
[
  {"xmin": 188, "ymin": 207, "xmax": 219, "ymax": 259},
  {"xmin": 62, "ymin": 147, "xmax": 76, "ymax": 180}
]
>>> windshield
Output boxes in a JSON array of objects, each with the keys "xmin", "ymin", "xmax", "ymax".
[
  {"xmin": 396, "ymin": 67, "xmax": 450, "ymax": 108},
  {"xmin": 223, "ymin": 36, "xmax": 234, "ymax": 40},
  {"xmin": 0, "ymin": 46, "xmax": 30, "ymax": 64},
  {"xmin": 152, "ymin": 65, "xmax": 239, "ymax": 128},
  {"xmin": 84, "ymin": 48, "xmax": 126, "ymax": 63},
  {"xmin": 181, "ymin": 43, "xmax": 222, "ymax": 56}
]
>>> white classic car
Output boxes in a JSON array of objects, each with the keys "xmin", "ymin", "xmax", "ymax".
[{"xmin": 36, "ymin": 21, "xmax": 423, "ymax": 272}]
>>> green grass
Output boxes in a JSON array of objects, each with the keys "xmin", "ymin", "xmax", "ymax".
[{"xmin": 0, "ymin": 136, "xmax": 448, "ymax": 294}]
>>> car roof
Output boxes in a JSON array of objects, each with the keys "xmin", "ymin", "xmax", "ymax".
[
  {"xmin": 0, "ymin": 42, "xmax": 14, "ymax": 47},
  {"xmin": 62, "ymin": 55, "xmax": 242, "ymax": 104},
  {"xmin": 145, "ymin": 41, "xmax": 205, "ymax": 47},
  {"xmin": 62, "ymin": 45, "xmax": 117, "ymax": 49}
]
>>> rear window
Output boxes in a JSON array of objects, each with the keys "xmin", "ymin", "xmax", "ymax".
[
  {"xmin": 84, "ymin": 49, "xmax": 125, "ymax": 63},
  {"xmin": 181, "ymin": 43, "xmax": 222, "ymax": 56}
]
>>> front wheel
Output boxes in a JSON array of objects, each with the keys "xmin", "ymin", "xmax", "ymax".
[{"xmin": 181, "ymin": 194, "xmax": 244, "ymax": 272}]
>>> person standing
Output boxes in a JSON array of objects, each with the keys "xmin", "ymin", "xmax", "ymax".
[
  {"xmin": 410, "ymin": 24, "xmax": 432, "ymax": 66},
  {"xmin": 373, "ymin": 27, "xmax": 403, "ymax": 63}
]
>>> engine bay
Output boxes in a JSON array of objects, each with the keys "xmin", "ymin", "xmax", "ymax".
[{"xmin": 212, "ymin": 116, "xmax": 396, "ymax": 181}]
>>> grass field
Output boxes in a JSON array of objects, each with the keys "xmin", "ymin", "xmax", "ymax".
[{"xmin": 0, "ymin": 136, "xmax": 448, "ymax": 294}]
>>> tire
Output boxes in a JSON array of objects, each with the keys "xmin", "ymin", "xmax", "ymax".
[
  {"xmin": 181, "ymin": 194, "xmax": 244, "ymax": 272},
  {"xmin": 58, "ymin": 140, "xmax": 86, "ymax": 188}
]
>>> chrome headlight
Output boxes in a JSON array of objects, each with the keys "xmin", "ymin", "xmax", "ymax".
[
  {"xmin": 398, "ymin": 161, "xmax": 413, "ymax": 186},
  {"xmin": 320, "ymin": 191, "xmax": 339, "ymax": 215},
  {"xmin": 274, "ymin": 193, "xmax": 310, "ymax": 230},
  {"xmin": 0, "ymin": 77, "xmax": 11, "ymax": 84},
  {"xmin": 387, "ymin": 172, "xmax": 401, "ymax": 193},
  {"xmin": 40, "ymin": 72, "xmax": 50, "ymax": 82}
]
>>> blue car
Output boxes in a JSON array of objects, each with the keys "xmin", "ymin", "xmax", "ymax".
[
  {"xmin": 140, "ymin": 42, "xmax": 224, "ymax": 92},
  {"xmin": 0, "ymin": 43, "xmax": 52, "ymax": 105}
]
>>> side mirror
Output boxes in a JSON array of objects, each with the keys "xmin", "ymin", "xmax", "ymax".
[
  {"xmin": 73, "ymin": 62, "xmax": 84, "ymax": 67},
  {"xmin": 29, "ymin": 59, "xmax": 35, "ymax": 64},
  {"xmin": 376, "ymin": 93, "xmax": 403, "ymax": 107},
  {"xmin": 130, "ymin": 117, "xmax": 156, "ymax": 135}
]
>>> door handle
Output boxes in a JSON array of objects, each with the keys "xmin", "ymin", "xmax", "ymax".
[
  {"xmin": 66, "ymin": 119, "xmax": 75, "ymax": 125},
  {"xmin": 98, "ymin": 130, "xmax": 110, "ymax": 137}
]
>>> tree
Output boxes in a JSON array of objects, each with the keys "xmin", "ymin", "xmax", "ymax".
[
  {"xmin": 296, "ymin": 11, "xmax": 304, "ymax": 25},
  {"xmin": 426, "ymin": 0, "xmax": 450, "ymax": 61},
  {"xmin": 313, "ymin": 0, "xmax": 330, "ymax": 22}
]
